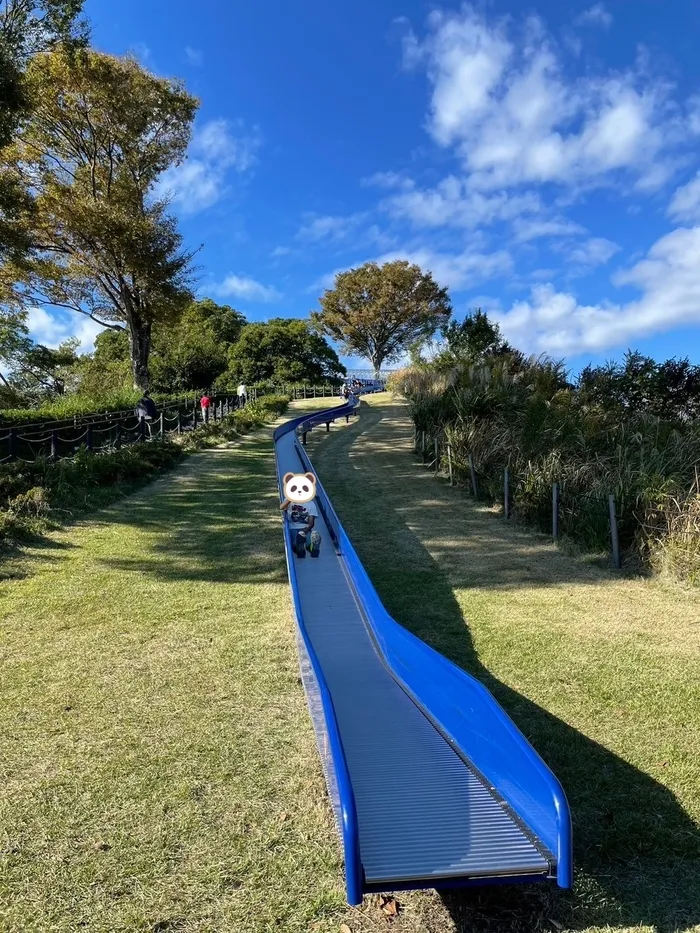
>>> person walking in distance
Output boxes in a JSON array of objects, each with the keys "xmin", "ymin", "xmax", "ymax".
[
  {"xmin": 200, "ymin": 391, "xmax": 211, "ymax": 422},
  {"xmin": 135, "ymin": 390, "xmax": 158, "ymax": 438},
  {"xmin": 237, "ymin": 382, "xmax": 247, "ymax": 408}
]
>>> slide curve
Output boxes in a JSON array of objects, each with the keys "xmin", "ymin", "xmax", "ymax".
[{"xmin": 273, "ymin": 399, "xmax": 573, "ymax": 906}]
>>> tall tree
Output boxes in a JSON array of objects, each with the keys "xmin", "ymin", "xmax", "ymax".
[
  {"xmin": 312, "ymin": 260, "xmax": 452, "ymax": 376},
  {"xmin": 441, "ymin": 309, "xmax": 516, "ymax": 362},
  {"xmin": 151, "ymin": 299, "xmax": 246, "ymax": 391},
  {"xmin": 221, "ymin": 318, "xmax": 345, "ymax": 386},
  {"xmin": 0, "ymin": 1, "xmax": 88, "ymax": 267},
  {"xmin": 1, "ymin": 47, "xmax": 198, "ymax": 390}
]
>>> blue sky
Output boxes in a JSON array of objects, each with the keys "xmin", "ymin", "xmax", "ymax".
[{"xmin": 29, "ymin": 0, "xmax": 700, "ymax": 375}]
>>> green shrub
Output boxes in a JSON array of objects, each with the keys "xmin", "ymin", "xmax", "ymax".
[{"xmin": 0, "ymin": 441, "xmax": 184, "ymax": 548}]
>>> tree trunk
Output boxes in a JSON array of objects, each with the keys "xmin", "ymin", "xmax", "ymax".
[
  {"xmin": 128, "ymin": 317, "xmax": 152, "ymax": 391},
  {"xmin": 370, "ymin": 352, "xmax": 384, "ymax": 380}
]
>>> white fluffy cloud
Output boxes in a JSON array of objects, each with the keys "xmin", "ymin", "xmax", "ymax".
[
  {"xmin": 575, "ymin": 4, "xmax": 613, "ymax": 28},
  {"xmin": 564, "ymin": 236, "xmax": 620, "ymax": 268},
  {"xmin": 512, "ymin": 217, "xmax": 586, "ymax": 242},
  {"xmin": 402, "ymin": 5, "xmax": 688, "ymax": 193},
  {"xmin": 156, "ymin": 119, "xmax": 260, "ymax": 214},
  {"xmin": 668, "ymin": 172, "xmax": 700, "ymax": 222},
  {"xmin": 26, "ymin": 308, "xmax": 105, "ymax": 353},
  {"xmin": 375, "ymin": 245, "xmax": 512, "ymax": 292},
  {"xmin": 492, "ymin": 225, "xmax": 700, "ymax": 355},
  {"xmin": 185, "ymin": 46, "xmax": 203, "ymax": 66},
  {"xmin": 212, "ymin": 275, "xmax": 281, "ymax": 302},
  {"xmin": 380, "ymin": 175, "xmax": 541, "ymax": 229}
]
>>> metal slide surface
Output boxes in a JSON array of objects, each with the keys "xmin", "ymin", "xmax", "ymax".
[{"xmin": 274, "ymin": 401, "xmax": 571, "ymax": 903}]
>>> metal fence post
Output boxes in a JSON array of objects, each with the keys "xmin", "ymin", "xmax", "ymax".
[
  {"xmin": 9, "ymin": 428, "xmax": 17, "ymax": 461},
  {"xmin": 552, "ymin": 482, "xmax": 559, "ymax": 540},
  {"xmin": 468, "ymin": 455, "xmax": 478, "ymax": 498},
  {"xmin": 447, "ymin": 443, "xmax": 453, "ymax": 486},
  {"xmin": 86, "ymin": 426, "xmax": 93, "ymax": 451},
  {"xmin": 609, "ymin": 494, "xmax": 622, "ymax": 569},
  {"xmin": 159, "ymin": 413, "xmax": 164, "ymax": 437},
  {"xmin": 139, "ymin": 419, "xmax": 146, "ymax": 443},
  {"xmin": 504, "ymin": 467, "xmax": 510, "ymax": 519},
  {"xmin": 177, "ymin": 411, "xmax": 182, "ymax": 435},
  {"xmin": 115, "ymin": 422, "xmax": 121, "ymax": 449},
  {"xmin": 434, "ymin": 438, "xmax": 439, "ymax": 476},
  {"xmin": 193, "ymin": 406, "xmax": 198, "ymax": 429},
  {"xmin": 51, "ymin": 429, "xmax": 58, "ymax": 460}
]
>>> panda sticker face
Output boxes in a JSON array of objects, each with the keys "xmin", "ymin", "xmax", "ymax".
[{"xmin": 280, "ymin": 471, "xmax": 317, "ymax": 510}]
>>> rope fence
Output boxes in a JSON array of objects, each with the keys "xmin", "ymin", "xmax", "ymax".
[
  {"xmin": 414, "ymin": 427, "xmax": 624, "ymax": 570},
  {"xmin": 0, "ymin": 394, "xmax": 239, "ymax": 465}
]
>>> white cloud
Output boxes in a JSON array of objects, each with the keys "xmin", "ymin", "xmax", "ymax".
[
  {"xmin": 575, "ymin": 4, "xmax": 613, "ymax": 28},
  {"xmin": 361, "ymin": 171, "xmax": 415, "ymax": 191},
  {"xmin": 185, "ymin": 46, "xmax": 203, "ymax": 66},
  {"xmin": 668, "ymin": 172, "xmax": 700, "ymax": 222},
  {"xmin": 212, "ymin": 275, "xmax": 281, "ymax": 302},
  {"xmin": 297, "ymin": 212, "xmax": 369, "ymax": 243},
  {"xmin": 565, "ymin": 236, "xmax": 620, "ymax": 267},
  {"xmin": 374, "ymin": 246, "xmax": 512, "ymax": 292},
  {"xmin": 309, "ymin": 242, "xmax": 513, "ymax": 298},
  {"xmin": 512, "ymin": 217, "xmax": 586, "ymax": 242},
  {"xmin": 381, "ymin": 175, "xmax": 541, "ymax": 229},
  {"xmin": 492, "ymin": 225, "xmax": 700, "ymax": 355},
  {"xmin": 156, "ymin": 119, "xmax": 260, "ymax": 214},
  {"xmin": 129, "ymin": 42, "xmax": 154, "ymax": 69},
  {"xmin": 403, "ymin": 5, "xmax": 689, "ymax": 193},
  {"xmin": 271, "ymin": 245, "xmax": 292, "ymax": 257},
  {"xmin": 26, "ymin": 308, "xmax": 105, "ymax": 354}
]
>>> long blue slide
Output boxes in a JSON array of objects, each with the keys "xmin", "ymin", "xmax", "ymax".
[{"xmin": 273, "ymin": 399, "xmax": 573, "ymax": 905}]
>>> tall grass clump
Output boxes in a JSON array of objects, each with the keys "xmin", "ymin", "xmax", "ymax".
[{"xmin": 394, "ymin": 355, "xmax": 700, "ymax": 577}]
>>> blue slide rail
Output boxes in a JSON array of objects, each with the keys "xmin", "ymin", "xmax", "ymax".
[{"xmin": 273, "ymin": 399, "xmax": 573, "ymax": 904}]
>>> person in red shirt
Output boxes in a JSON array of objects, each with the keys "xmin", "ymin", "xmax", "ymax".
[{"xmin": 200, "ymin": 392, "xmax": 211, "ymax": 422}]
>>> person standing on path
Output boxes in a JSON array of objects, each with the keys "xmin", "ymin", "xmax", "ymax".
[
  {"xmin": 200, "ymin": 392, "xmax": 211, "ymax": 422},
  {"xmin": 237, "ymin": 383, "xmax": 247, "ymax": 408},
  {"xmin": 135, "ymin": 391, "xmax": 158, "ymax": 438}
]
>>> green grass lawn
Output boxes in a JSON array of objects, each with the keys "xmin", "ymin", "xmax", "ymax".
[
  {"xmin": 2, "ymin": 397, "xmax": 699, "ymax": 933},
  {"xmin": 0, "ymin": 427, "xmax": 350, "ymax": 933}
]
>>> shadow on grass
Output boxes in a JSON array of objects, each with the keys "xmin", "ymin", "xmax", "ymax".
[
  {"xmin": 94, "ymin": 442, "xmax": 289, "ymax": 586},
  {"xmin": 308, "ymin": 403, "xmax": 700, "ymax": 933}
]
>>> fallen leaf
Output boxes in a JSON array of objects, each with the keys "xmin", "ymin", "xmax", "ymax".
[
  {"xmin": 279, "ymin": 812, "xmax": 289, "ymax": 822},
  {"xmin": 339, "ymin": 925, "xmax": 352, "ymax": 933},
  {"xmin": 380, "ymin": 896, "xmax": 399, "ymax": 918}
]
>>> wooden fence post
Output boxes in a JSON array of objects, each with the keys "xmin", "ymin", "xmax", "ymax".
[
  {"xmin": 468, "ymin": 455, "xmax": 478, "ymax": 498},
  {"xmin": 552, "ymin": 483, "xmax": 559, "ymax": 540},
  {"xmin": 447, "ymin": 444, "xmax": 453, "ymax": 486},
  {"xmin": 609, "ymin": 494, "xmax": 621, "ymax": 569},
  {"xmin": 504, "ymin": 468, "xmax": 510, "ymax": 519}
]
